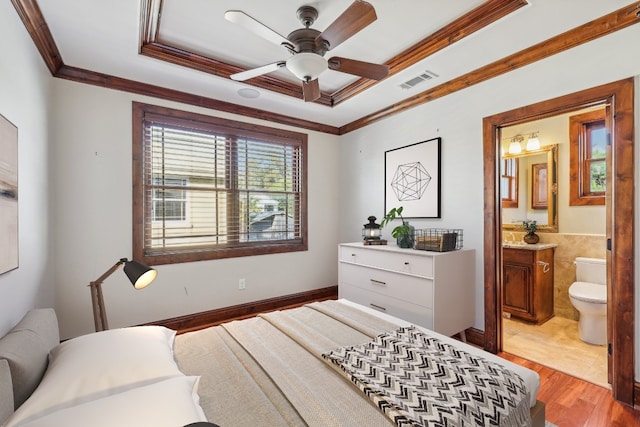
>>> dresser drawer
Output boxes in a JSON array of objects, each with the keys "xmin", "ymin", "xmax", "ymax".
[
  {"xmin": 339, "ymin": 283, "xmax": 434, "ymax": 330},
  {"xmin": 339, "ymin": 246, "xmax": 434, "ymax": 278},
  {"xmin": 340, "ymin": 263, "xmax": 433, "ymax": 308}
]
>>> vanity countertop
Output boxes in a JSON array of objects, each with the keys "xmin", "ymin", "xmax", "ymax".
[{"xmin": 502, "ymin": 242, "xmax": 558, "ymax": 250}]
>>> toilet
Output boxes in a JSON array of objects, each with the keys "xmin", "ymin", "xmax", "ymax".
[{"xmin": 568, "ymin": 257, "xmax": 607, "ymax": 345}]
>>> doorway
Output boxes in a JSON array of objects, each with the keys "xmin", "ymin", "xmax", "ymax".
[
  {"xmin": 482, "ymin": 78, "xmax": 635, "ymax": 404},
  {"xmin": 500, "ymin": 111, "xmax": 608, "ymax": 388}
]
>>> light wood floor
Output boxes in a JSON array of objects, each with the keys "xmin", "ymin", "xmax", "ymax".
[
  {"xmin": 503, "ymin": 316, "xmax": 608, "ymax": 388},
  {"xmin": 500, "ymin": 353, "xmax": 640, "ymax": 426}
]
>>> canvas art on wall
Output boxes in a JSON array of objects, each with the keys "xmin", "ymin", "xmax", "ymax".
[
  {"xmin": 0, "ymin": 114, "xmax": 18, "ymax": 274},
  {"xmin": 385, "ymin": 137, "xmax": 441, "ymax": 218}
]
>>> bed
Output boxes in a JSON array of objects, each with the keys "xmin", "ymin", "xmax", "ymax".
[{"xmin": 0, "ymin": 299, "xmax": 545, "ymax": 427}]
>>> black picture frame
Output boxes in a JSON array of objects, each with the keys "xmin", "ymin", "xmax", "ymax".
[{"xmin": 384, "ymin": 137, "xmax": 441, "ymax": 218}]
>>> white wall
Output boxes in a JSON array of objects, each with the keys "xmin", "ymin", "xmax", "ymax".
[
  {"xmin": 50, "ymin": 82, "xmax": 341, "ymax": 339},
  {"xmin": 339, "ymin": 25, "xmax": 640, "ymax": 376},
  {"xmin": 0, "ymin": 2, "xmax": 54, "ymax": 336}
]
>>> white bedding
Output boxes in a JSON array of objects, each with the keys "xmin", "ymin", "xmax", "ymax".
[{"xmin": 3, "ymin": 326, "xmax": 206, "ymax": 427}]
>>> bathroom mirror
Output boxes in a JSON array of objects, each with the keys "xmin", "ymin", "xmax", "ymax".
[{"xmin": 502, "ymin": 144, "xmax": 558, "ymax": 232}]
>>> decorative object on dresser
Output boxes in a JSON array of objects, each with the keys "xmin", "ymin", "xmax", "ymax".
[
  {"xmin": 90, "ymin": 258, "xmax": 157, "ymax": 332},
  {"xmin": 414, "ymin": 228, "xmax": 463, "ymax": 252},
  {"xmin": 503, "ymin": 245, "xmax": 555, "ymax": 324},
  {"xmin": 0, "ymin": 113, "xmax": 18, "ymax": 275},
  {"xmin": 338, "ymin": 242, "xmax": 475, "ymax": 338},
  {"xmin": 362, "ymin": 216, "xmax": 386, "ymax": 245},
  {"xmin": 380, "ymin": 206, "xmax": 414, "ymax": 248},
  {"xmin": 385, "ymin": 137, "xmax": 441, "ymax": 219}
]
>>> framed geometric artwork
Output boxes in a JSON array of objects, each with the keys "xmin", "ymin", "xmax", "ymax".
[
  {"xmin": 0, "ymin": 113, "xmax": 18, "ymax": 275},
  {"xmin": 385, "ymin": 137, "xmax": 441, "ymax": 218}
]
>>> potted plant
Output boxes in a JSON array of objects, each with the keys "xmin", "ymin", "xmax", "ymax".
[
  {"xmin": 521, "ymin": 220, "xmax": 539, "ymax": 244},
  {"xmin": 380, "ymin": 206, "xmax": 415, "ymax": 248}
]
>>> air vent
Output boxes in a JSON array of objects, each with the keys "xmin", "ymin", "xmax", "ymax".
[{"xmin": 400, "ymin": 71, "xmax": 438, "ymax": 89}]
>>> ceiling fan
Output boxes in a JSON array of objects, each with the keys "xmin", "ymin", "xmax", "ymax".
[{"xmin": 225, "ymin": 0, "xmax": 390, "ymax": 102}]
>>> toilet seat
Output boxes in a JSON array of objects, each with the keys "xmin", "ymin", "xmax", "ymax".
[{"xmin": 569, "ymin": 281, "xmax": 606, "ymax": 304}]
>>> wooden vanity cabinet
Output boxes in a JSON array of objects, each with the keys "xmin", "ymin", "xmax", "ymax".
[{"xmin": 502, "ymin": 247, "xmax": 554, "ymax": 324}]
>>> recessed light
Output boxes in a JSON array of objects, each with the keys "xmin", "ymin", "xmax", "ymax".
[{"xmin": 238, "ymin": 88, "xmax": 260, "ymax": 99}]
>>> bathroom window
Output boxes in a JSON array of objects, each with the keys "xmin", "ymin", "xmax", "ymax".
[
  {"xmin": 569, "ymin": 109, "xmax": 606, "ymax": 206},
  {"xmin": 501, "ymin": 158, "xmax": 518, "ymax": 208}
]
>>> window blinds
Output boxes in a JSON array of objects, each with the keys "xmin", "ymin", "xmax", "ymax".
[{"xmin": 141, "ymin": 118, "xmax": 303, "ymax": 255}]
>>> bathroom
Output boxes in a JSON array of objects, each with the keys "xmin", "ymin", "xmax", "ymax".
[{"xmin": 500, "ymin": 106, "xmax": 609, "ymax": 388}]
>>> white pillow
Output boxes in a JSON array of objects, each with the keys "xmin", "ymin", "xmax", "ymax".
[
  {"xmin": 16, "ymin": 376, "xmax": 207, "ymax": 427},
  {"xmin": 6, "ymin": 326, "xmax": 183, "ymax": 426}
]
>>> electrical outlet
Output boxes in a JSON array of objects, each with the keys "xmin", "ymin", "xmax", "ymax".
[{"xmin": 238, "ymin": 278, "xmax": 246, "ymax": 290}]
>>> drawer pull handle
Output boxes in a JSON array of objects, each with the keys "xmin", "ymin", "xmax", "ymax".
[
  {"xmin": 404, "ymin": 262, "xmax": 409, "ymax": 265},
  {"xmin": 370, "ymin": 303, "xmax": 387, "ymax": 311},
  {"xmin": 370, "ymin": 279, "xmax": 386, "ymax": 286}
]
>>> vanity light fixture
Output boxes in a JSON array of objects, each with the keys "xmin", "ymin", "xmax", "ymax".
[
  {"xmin": 508, "ymin": 135, "xmax": 523, "ymax": 154},
  {"xmin": 526, "ymin": 132, "xmax": 541, "ymax": 151}
]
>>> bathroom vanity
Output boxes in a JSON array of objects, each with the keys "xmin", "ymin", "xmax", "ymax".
[{"xmin": 502, "ymin": 243, "xmax": 556, "ymax": 324}]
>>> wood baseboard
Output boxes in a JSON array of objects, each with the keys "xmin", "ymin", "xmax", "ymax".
[
  {"xmin": 144, "ymin": 286, "xmax": 338, "ymax": 333},
  {"xmin": 634, "ymin": 382, "xmax": 640, "ymax": 408},
  {"xmin": 464, "ymin": 327, "xmax": 485, "ymax": 348}
]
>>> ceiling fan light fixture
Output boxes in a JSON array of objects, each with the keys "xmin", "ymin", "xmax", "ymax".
[{"xmin": 286, "ymin": 52, "xmax": 328, "ymax": 81}]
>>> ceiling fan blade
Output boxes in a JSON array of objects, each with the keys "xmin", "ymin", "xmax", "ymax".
[
  {"xmin": 328, "ymin": 57, "xmax": 389, "ymax": 80},
  {"xmin": 230, "ymin": 62, "xmax": 285, "ymax": 81},
  {"xmin": 316, "ymin": 0, "xmax": 377, "ymax": 50},
  {"xmin": 302, "ymin": 79, "xmax": 321, "ymax": 102},
  {"xmin": 225, "ymin": 10, "xmax": 291, "ymax": 48}
]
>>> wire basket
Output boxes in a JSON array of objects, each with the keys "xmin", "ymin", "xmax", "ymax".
[{"xmin": 414, "ymin": 228, "xmax": 463, "ymax": 252}]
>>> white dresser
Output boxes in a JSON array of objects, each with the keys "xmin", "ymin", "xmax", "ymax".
[{"xmin": 338, "ymin": 242, "xmax": 475, "ymax": 337}]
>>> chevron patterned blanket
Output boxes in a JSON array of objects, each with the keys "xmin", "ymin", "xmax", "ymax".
[{"xmin": 323, "ymin": 326, "xmax": 531, "ymax": 427}]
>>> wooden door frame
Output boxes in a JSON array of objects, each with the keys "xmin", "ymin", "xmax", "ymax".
[{"xmin": 482, "ymin": 78, "xmax": 635, "ymax": 404}]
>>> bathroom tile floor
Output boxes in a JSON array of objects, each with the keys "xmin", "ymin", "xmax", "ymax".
[{"xmin": 503, "ymin": 316, "xmax": 609, "ymax": 388}]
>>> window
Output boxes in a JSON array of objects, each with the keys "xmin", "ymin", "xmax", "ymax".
[
  {"xmin": 501, "ymin": 158, "xmax": 518, "ymax": 208},
  {"xmin": 133, "ymin": 103, "xmax": 308, "ymax": 265},
  {"xmin": 569, "ymin": 109, "xmax": 607, "ymax": 206},
  {"xmin": 152, "ymin": 177, "xmax": 188, "ymax": 223}
]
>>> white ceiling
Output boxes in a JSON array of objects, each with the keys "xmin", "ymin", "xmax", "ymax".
[{"xmin": 36, "ymin": 0, "xmax": 634, "ymax": 127}]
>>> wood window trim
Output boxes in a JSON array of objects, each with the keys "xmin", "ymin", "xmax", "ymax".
[
  {"xmin": 132, "ymin": 102, "xmax": 309, "ymax": 266},
  {"xmin": 501, "ymin": 158, "xmax": 518, "ymax": 208},
  {"xmin": 569, "ymin": 109, "xmax": 607, "ymax": 206}
]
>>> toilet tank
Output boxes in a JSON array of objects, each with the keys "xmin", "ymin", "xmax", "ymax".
[{"xmin": 575, "ymin": 257, "xmax": 606, "ymax": 285}]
